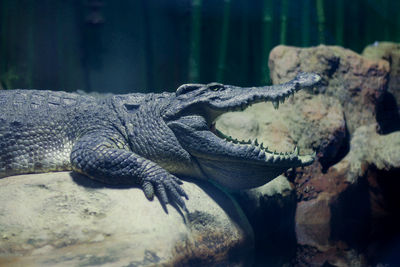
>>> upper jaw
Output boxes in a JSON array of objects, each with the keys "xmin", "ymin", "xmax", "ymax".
[{"xmin": 206, "ymin": 72, "xmax": 321, "ymax": 114}]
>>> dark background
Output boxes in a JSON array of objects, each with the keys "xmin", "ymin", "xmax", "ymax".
[{"xmin": 0, "ymin": 0, "xmax": 399, "ymax": 93}]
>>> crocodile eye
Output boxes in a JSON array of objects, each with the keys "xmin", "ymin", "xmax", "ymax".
[{"xmin": 208, "ymin": 83, "xmax": 224, "ymax": 91}]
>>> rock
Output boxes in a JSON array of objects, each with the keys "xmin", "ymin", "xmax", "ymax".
[
  {"xmin": 294, "ymin": 178, "xmax": 369, "ymax": 266},
  {"xmin": 235, "ymin": 175, "xmax": 297, "ymax": 266},
  {"xmin": 268, "ymin": 45, "xmax": 400, "ymax": 265},
  {"xmin": 281, "ymin": 95, "xmax": 346, "ymax": 170},
  {"xmin": 294, "ymin": 244, "xmax": 367, "ymax": 267},
  {"xmin": 294, "ymin": 123, "xmax": 400, "ymax": 265},
  {"xmin": 333, "ymin": 124, "xmax": 400, "ymax": 184},
  {"xmin": 237, "ymin": 175, "xmax": 295, "ymax": 230},
  {"xmin": 217, "ymin": 104, "xmax": 293, "ymax": 153},
  {"xmin": 362, "ymin": 42, "xmax": 400, "ymax": 104},
  {"xmin": 243, "ymin": 175, "xmax": 294, "ymax": 201},
  {"xmin": 216, "ymin": 111, "xmax": 259, "ymax": 142},
  {"xmin": 362, "ymin": 42, "xmax": 400, "ymax": 134},
  {"xmin": 295, "ymin": 192, "xmax": 332, "ymax": 250},
  {"xmin": 364, "ymin": 166, "xmax": 400, "ymax": 265},
  {"xmin": 269, "ymin": 45, "xmax": 390, "ymax": 135},
  {"xmin": 0, "ymin": 172, "xmax": 254, "ymax": 266},
  {"xmin": 295, "ymin": 123, "xmax": 400, "ymax": 229}
]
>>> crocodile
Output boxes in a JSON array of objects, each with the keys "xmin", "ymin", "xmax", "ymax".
[{"xmin": 0, "ymin": 72, "xmax": 321, "ymax": 212}]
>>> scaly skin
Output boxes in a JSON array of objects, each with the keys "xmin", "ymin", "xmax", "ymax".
[{"xmin": 0, "ymin": 72, "xmax": 321, "ymax": 212}]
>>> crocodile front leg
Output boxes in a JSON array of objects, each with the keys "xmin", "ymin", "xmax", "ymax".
[{"xmin": 70, "ymin": 131, "xmax": 188, "ymax": 212}]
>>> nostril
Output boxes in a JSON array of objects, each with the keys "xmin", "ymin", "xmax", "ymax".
[{"xmin": 208, "ymin": 83, "xmax": 224, "ymax": 91}]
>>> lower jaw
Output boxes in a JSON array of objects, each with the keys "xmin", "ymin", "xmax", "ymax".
[{"xmin": 196, "ymin": 157, "xmax": 289, "ymax": 190}]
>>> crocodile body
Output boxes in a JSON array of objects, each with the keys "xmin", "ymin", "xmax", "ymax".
[{"xmin": 0, "ymin": 73, "xmax": 321, "ymax": 211}]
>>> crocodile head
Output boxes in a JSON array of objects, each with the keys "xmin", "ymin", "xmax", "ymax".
[{"xmin": 164, "ymin": 72, "xmax": 321, "ymax": 190}]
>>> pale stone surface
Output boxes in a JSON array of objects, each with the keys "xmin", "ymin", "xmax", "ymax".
[
  {"xmin": 333, "ymin": 124, "xmax": 400, "ymax": 183},
  {"xmin": 248, "ymin": 175, "xmax": 293, "ymax": 198},
  {"xmin": 237, "ymin": 175, "xmax": 295, "ymax": 217},
  {"xmin": 216, "ymin": 112, "xmax": 259, "ymax": 142},
  {"xmin": 0, "ymin": 172, "xmax": 254, "ymax": 266}
]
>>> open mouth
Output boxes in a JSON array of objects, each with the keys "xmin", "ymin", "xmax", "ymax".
[
  {"xmin": 170, "ymin": 72, "xmax": 320, "ymax": 168},
  {"xmin": 207, "ymin": 91, "xmax": 315, "ymax": 167},
  {"xmin": 209, "ymin": 122, "xmax": 306, "ymax": 167},
  {"xmin": 212, "ymin": 122, "xmax": 300, "ymax": 156}
]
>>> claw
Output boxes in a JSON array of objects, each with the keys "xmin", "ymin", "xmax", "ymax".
[
  {"xmin": 156, "ymin": 183, "xmax": 169, "ymax": 205},
  {"xmin": 143, "ymin": 181, "xmax": 154, "ymax": 200},
  {"xmin": 175, "ymin": 182, "xmax": 189, "ymax": 200},
  {"xmin": 165, "ymin": 181, "xmax": 189, "ymax": 212},
  {"xmin": 172, "ymin": 176, "xmax": 183, "ymax": 185},
  {"xmin": 175, "ymin": 195, "xmax": 188, "ymax": 212},
  {"xmin": 273, "ymin": 101, "xmax": 279, "ymax": 109},
  {"xmin": 143, "ymin": 173, "xmax": 188, "ymax": 213},
  {"xmin": 181, "ymin": 203, "xmax": 188, "ymax": 213}
]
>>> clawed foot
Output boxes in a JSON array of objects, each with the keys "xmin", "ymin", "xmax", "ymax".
[{"xmin": 141, "ymin": 172, "xmax": 189, "ymax": 213}]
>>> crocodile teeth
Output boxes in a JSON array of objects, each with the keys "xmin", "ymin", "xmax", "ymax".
[{"xmin": 273, "ymin": 101, "xmax": 279, "ymax": 110}]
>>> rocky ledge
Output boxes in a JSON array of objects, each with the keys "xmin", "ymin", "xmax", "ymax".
[{"xmin": 0, "ymin": 172, "xmax": 254, "ymax": 266}]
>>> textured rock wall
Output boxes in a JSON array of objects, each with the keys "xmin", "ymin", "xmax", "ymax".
[
  {"xmin": 217, "ymin": 44, "xmax": 400, "ymax": 266},
  {"xmin": 363, "ymin": 42, "xmax": 400, "ymax": 133},
  {"xmin": 267, "ymin": 44, "xmax": 400, "ymax": 266},
  {"xmin": 269, "ymin": 45, "xmax": 389, "ymax": 135}
]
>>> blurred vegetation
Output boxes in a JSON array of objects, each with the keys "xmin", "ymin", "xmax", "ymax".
[
  {"xmin": 0, "ymin": 0, "xmax": 399, "ymax": 93},
  {"xmin": 0, "ymin": 68, "xmax": 19, "ymax": 89}
]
